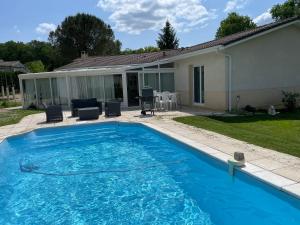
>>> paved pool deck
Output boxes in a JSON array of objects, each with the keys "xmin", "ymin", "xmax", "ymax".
[{"xmin": 1, "ymin": 108, "xmax": 300, "ymax": 198}]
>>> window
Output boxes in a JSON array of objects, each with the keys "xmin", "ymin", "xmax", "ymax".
[
  {"xmin": 193, "ymin": 66, "xmax": 204, "ymax": 104},
  {"xmin": 144, "ymin": 73, "xmax": 159, "ymax": 91},
  {"xmin": 69, "ymin": 76, "xmax": 87, "ymax": 99},
  {"xmin": 104, "ymin": 74, "xmax": 123, "ymax": 101},
  {"xmin": 144, "ymin": 65, "xmax": 158, "ymax": 69},
  {"xmin": 160, "ymin": 73, "xmax": 175, "ymax": 92},
  {"xmin": 22, "ymin": 79, "xmax": 36, "ymax": 107},
  {"xmin": 86, "ymin": 76, "xmax": 105, "ymax": 101},
  {"xmin": 51, "ymin": 77, "xmax": 68, "ymax": 105},
  {"xmin": 36, "ymin": 78, "xmax": 51, "ymax": 105},
  {"xmin": 160, "ymin": 62, "xmax": 174, "ymax": 68}
]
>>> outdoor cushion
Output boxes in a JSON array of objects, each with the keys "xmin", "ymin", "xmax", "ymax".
[{"xmin": 71, "ymin": 98, "xmax": 102, "ymax": 117}]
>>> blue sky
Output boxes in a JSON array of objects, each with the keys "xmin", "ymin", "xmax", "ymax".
[{"xmin": 0, "ymin": 0, "xmax": 286, "ymax": 49}]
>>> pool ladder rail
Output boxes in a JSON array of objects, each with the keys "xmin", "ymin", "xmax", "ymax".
[{"xmin": 228, "ymin": 152, "xmax": 245, "ymax": 176}]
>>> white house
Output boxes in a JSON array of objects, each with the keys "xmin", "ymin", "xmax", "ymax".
[{"xmin": 19, "ymin": 17, "xmax": 300, "ymax": 111}]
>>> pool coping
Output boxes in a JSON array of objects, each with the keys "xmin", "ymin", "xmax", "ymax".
[
  {"xmin": 142, "ymin": 122, "xmax": 300, "ymax": 200},
  {"xmin": 1, "ymin": 116, "xmax": 300, "ymax": 200}
]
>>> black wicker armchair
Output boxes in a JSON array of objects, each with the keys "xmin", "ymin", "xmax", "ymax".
[
  {"xmin": 45, "ymin": 105, "xmax": 63, "ymax": 123},
  {"xmin": 105, "ymin": 101, "xmax": 121, "ymax": 117}
]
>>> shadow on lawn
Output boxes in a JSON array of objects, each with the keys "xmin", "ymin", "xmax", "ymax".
[{"xmin": 206, "ymin": 111, "xmax": 300, "ymax": 123}]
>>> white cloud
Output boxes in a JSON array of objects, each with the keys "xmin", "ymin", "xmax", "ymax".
[
  {"xmin": 97, "ymin": 0, "xmax": 216, "ymax": 34},
  {"xmin": 36, "ymin": 23, "xmax": 56, "ymax": 35},
  {"xmin": 254, "ymin": 9, "xmax": 273, "ymax": 25},
  {"xmin": 224, "ymin": 0, "xmax": 248, "ymax": 13}
]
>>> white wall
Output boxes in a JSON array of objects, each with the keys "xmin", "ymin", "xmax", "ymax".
[
  {"xmin": 225, "ymin": 23, "xmax": 300, "ymax": 109},
  {"xmin": 174, "ymin": 52, "xmax": 227, "ymax": 110}
]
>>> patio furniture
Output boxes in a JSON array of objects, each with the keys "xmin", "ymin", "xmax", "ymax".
[
  {"xmin": 157, "ymin": 92, "xmax": 169, "ymax": 111},
  {"xmin": 78, "ymin": 107, "xmax": 99, "ymax": 120},
  {"xmin": 105, "ymin": 101, "xmax": 121, "ymax": 117},
  {"xmin": 45, "ymin": 105, "xmax": 63, "ymax": 123},
  {"xmin": 71, "ymin": 98, "xmax": 102, "ymax": 117},
  {"xmin": 167, "ymin": 93, "xmax": 178, "ymax": 110},
  {"xmin": 139, "ymin": 88, "xmax": 155, "ymax": 115}
]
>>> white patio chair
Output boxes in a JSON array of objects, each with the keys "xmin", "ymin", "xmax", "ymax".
[
  {"xmin": 167, "ymin": 93, "xmax": 178, "ymax": 110},
  {"xmin": 157, "ymin": 92, "xmax": 169, "ymax": 111}
]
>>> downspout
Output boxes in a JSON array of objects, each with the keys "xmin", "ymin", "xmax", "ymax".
[
  {"xmin": 217, "ymin": 47, "xmax": 233, "ymax": 112},
  {"xmin": 225, "ymin": 54, "xmax": 232, "ymax": 112}
]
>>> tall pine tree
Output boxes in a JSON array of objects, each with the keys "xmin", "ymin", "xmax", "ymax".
[{"xmin": 156, "ymin": 21, "xmax": 179, "ymax": 50}]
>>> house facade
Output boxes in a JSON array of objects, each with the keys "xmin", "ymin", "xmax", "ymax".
[
  {"xmin": 19, "ymin": 17, "xmax": 300, "ymax": 111},
  {"xmin": 0, "ymin": 60, "xmax": 28, "ymax": 73}
]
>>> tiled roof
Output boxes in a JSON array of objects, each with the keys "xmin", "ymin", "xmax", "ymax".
[
  {"xmin": 57, "ymin": 16, "xmax": 300, "ymax": 71},
  {"xmin": 0, "ymin": 60, "xmax": 23, "ymax": 67}
]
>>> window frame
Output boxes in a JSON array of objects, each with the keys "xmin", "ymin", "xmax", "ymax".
[{"xmin": 193, "ymin": 65, "xmax": 205, "ymax": 105}]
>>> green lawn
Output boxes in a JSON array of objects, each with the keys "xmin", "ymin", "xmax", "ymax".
[
  {"xmin": 174, "ymin": 111, "xmax": 300, "ymax": 157},
  {"xmin": 0, "ymin": 109, "xmax": 42, "ymax": 127},
  {"xmin": 0, "ymin": 100, "xmax": 22, "ymax": 109}
]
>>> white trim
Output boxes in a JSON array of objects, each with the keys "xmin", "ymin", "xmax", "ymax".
[
  {"xmin": 34, "ymin": 79, "xmax": 38, "ymax": 106},
  {"xmin": 19, "ymin": 78, "xmax": 24, "ymax": 108},
  {"xmin": 225, "ymin": 55, "xmax": 232, "ymax": 112},
  {"xmin": 49, "ymin": 77, "xmax": 53, "ymax": 105},
  {"xmin": 192, "ymin": 65, "xmax": 205, "ymax": 105},
  {"xmin": 65, "ymin": 76, "xmax": 71, "ymax": 107},
  {"xmin": 121, "ymin": 72, "xmax": 128, "ymax": 108}
]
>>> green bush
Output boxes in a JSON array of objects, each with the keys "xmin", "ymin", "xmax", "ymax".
[
  {"xmin": 0, "ymin": 100, "xmax": 22, "ymax": 108},
  {"xmin": 282, "ymin": 91, "xmax": 300, "ymax": 111}
]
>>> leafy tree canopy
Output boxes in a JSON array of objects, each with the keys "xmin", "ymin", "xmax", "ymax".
[
  {"xmin": 216, "ymin": 12, "xmax": 257, "ymax": 39},
  {"xmin": 0, "ymin": 41, "xmax": 65, "ymax": 71},
  {"xmin": 25, "ymin": 60, "xmax": 45, "ymax": 73},
  {"xmin": 49, "ymin": 13, "xmax": 121, "ymax": 62},
  {"xmin": 271, "ymin": 0, "xmax": 300, "ymax": 21},
  {"xmin": 122, "ymin": 46, "xmax": 160, "ymax": 55},
  {"xmin": 156, "ymin": 21, "xmax": 179, "ymax": 50}
]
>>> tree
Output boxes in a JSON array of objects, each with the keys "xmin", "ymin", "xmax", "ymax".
[
  {"xmin": 0, "ymin": 41, "xmax": 65, "ymax": 71},
  {"xmin": 49, "ymin": 13, "xmax": 121, "ymax": 62},
  {"xmin": 25, "ymin": 60, "xmax": 45, "ymax": 73},
  {"xmin": 122, "ymin": 46, "xmax": 160, "ymax": 55},
  {"xmin": 27, "ymin": 40, "xmax": 66, "ymax": 71},
  {"xmin": 216, "ymin": 12, "xmax": 257, "ymax": 39},
  {"xmin": 156, "ymin": 21, "xmax": 179, "ymax": 50},
  {"xmin": 271, "ymin": 0, "xmax": 300, "ymax": 21}
]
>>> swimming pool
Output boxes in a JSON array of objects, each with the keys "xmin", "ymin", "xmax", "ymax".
[{"xmin": 0, "ymin": 122, "xmax": 299, "ymax": 224}]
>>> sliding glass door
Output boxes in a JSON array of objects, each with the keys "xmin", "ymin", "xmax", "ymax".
[
  {"xmin": 193, "ymin": 66, "xmax": 205, "ymax": 104},
  {"xmin": 126, "ymin": 73, "xmax": 139, "ymax": 107}
]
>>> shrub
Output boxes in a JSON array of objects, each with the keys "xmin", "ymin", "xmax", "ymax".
[
  {"xmin": 244, "ymin": 105, "xmax": 256, "ymax": 114},
  {"xmin": 282, "ymin": 91, "xmax": 300, "ymax": 111}
]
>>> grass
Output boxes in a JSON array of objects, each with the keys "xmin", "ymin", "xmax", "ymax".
[
  {"xmin": 0, "ymin": 100, "xmax": 22, "ymax": 109},
  {"xmin": 174, "ymin": 111, "xmax": 300, "ymax": 157},
  {"xmin": 0, "ymin": 109, "xmax": 42, "ymax": 127}
]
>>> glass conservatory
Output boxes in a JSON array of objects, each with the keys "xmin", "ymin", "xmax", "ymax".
[{"xmin": 19, "ymin": 62, "xmax": 175, "ymax": 109}]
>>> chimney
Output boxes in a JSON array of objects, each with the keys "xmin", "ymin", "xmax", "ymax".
[{"xmin": 81, "ymin": 51, "xmax": 88, "ymax": 59}]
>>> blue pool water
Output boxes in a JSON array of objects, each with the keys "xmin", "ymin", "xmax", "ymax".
[{"xmin": 0, "ymin": 122, "xmax": 299, "ymax": 225}]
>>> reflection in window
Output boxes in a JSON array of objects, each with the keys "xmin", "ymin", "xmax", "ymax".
[
  {"xmin": 51, "ymin": 77, "xmax": 68, "ymax": 105},
  {"xmin": 69, "ymin": 76, "xmax": 87, "ymax": 99},
  {"xmin": 144, "ymin": 65, "xmax": 158, "ymax": 69},
  {"xmin": 36, "ymin": 78, "xmax": 51, "ymax": 105},
  {"xmin": 86, "ymin": 76, "xmax": 105, "ymax": 101},
  {"xmin": 104, "ymin": 74, "xmax": 123, "ymax": 101},
  {"xmin": 144, "ymin": 73, "xmax": 159, "ymax": 91},
  {"xmin": 160, "ymin": 73, "xmax": 175, "ymax": 92},
  {"xmin": 160, "ymin": 62, "xmax": 174, "ymax": 68},
  {"xmin": 22, "ymin": 79, "xmax": 36, "ymax": 108}
]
